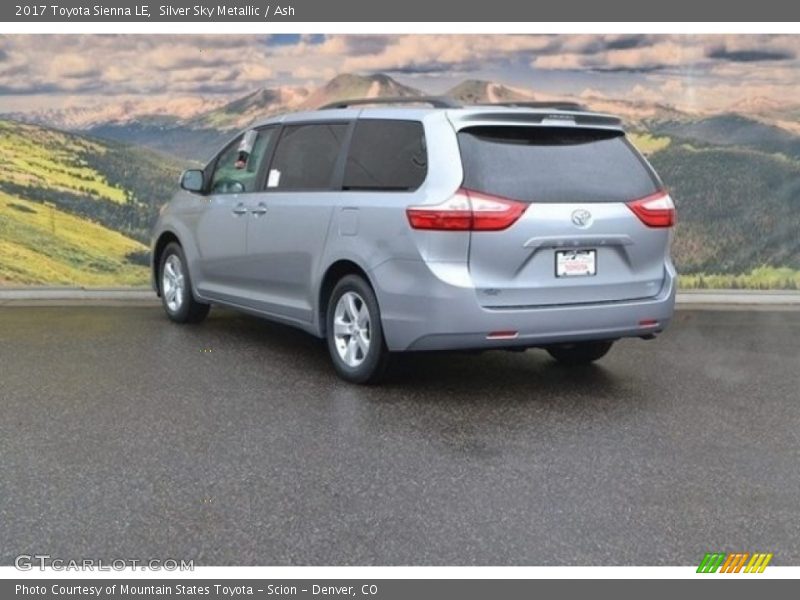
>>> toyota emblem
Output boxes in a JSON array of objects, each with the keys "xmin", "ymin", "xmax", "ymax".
[{"xmin": 571, "ymin": 209, "xmax": 593, "ymax": 228}]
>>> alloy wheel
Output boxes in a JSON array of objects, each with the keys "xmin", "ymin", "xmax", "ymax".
[
  {"xmin": 332, "ymin": 291, "xmax": 371, "ymax": 367},
  {"xmin": 162, "ymin": 254, "xmax": 185, "ymax": 313}
]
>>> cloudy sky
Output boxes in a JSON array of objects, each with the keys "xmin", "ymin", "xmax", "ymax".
[{"xmin": 1, "ymin": 34, "xmax": 798, "ymax": 113}]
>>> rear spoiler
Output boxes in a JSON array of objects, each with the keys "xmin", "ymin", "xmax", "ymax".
[{"xmin": 451, "ymin": 110, "xmax": 623, "ymax": 131}]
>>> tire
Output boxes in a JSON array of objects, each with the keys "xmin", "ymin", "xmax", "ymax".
[
  {"xmin": 326, "ymin": 274, "xmax": 391, "ymax": 384},
  {"xmin": 159, "ymin": 242, "xmax": 210, "ymax": 324},
  {"xmin": 546, "ymin": 340, "xmax": 614, "ymax": 366}
]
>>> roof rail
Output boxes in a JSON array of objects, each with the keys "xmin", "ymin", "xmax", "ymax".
[
  {"xmin": 319, "ymin": 96, "xmax": 461, "ymax": 110},
  {"xmin": 483, "ymin": 101, "xmax": 589, "ymax": 111}
]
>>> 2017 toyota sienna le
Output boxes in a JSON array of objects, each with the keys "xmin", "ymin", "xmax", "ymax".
[{"xmin": 151, "ymin": 97, "xmax": 677, "ymax": 383}]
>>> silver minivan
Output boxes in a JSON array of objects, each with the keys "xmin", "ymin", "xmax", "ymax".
[{"xmin": 151, "ymin": 98, "xmax": 676, "ymax": 383}]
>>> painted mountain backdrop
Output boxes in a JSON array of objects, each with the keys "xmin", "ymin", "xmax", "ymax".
[{"xmin": 2, "ymin": 73, "xmax": 800, "ymax": 288}]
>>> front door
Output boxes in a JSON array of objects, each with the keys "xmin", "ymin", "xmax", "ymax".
[{"xmin": 193, "ymin": 128, "xmax": 275, "ymax": 303}]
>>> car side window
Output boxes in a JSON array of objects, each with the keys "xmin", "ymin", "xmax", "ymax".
[
  {"xmin": 343, "ymin": 120, "xmax": 427, "ymax": 191},
  {"xmin": 209, "ymin": 128, "xmax": 274, "ymax": 194},
  {"xmin": 267, "ymin": 123, "xmax": 349, "ymax": 191}
]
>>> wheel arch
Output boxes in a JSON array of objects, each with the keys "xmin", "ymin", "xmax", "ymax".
[
  {"xmin": 317, "ymin": 259, "xmax": 377, "ymax": 338},
  {"xmin": 152, "ymin": 231, "xmax": 181, "ymax": 297}
]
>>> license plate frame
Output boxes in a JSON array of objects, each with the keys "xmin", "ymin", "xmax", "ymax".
[{"xmin": 555, "ymin": 249, "xmax": 597, "ymax": 278}]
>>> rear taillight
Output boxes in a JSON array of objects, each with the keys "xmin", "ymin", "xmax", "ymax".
[
  {"xmin": 406, "ymin": 188, "xmax": 526, "ymax": 231},
  {"xmin": 627, "ymin": 191, "xmax": 675, "ymax": 228}
]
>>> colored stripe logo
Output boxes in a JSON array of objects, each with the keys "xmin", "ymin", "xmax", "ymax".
[{"xmin": 697, "ymin": 552, "xmax": 773, "ymax": 573}]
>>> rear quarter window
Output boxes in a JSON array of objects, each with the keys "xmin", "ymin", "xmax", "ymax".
[
  {"xmin": 343, "ymin": 120, "xmax": 427, "ymax": 191},
  {"xmin": 457, "ymin": 126, "xmax": 660, "ymax": 203}
]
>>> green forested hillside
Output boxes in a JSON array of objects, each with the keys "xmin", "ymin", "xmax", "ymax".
[
  {"xmin": 651, "ymin": 114, "xmax": 800, "ymax": 160},
  {"xmin": 650, "ymin": 142, "xmax": 800, "ymax": 275},
  {"xmin": 0, "ymin": 193, "xmax": 148, "ymax": 285},
  {"xmin": 87, "ymin": 121, "xmax": 228, "ymax": 162},
  {"xmin": 0, "ymin": 120, "xmax": 184, "ymax": 285},
  {"xmin": 0, "ymin": 120, "xmax": 185, "ymax": 243}
]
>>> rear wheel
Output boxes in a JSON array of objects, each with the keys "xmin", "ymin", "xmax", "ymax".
[
  {"xmin": 546, "ymin": 340, "xmax": 614, "ymax": 365},
  {"xmin": 159, "ymin": 242, "xmax": 209, "ymax": 324},
  {"xmin": 326, "ymin": 275, "xmax": 390, "ymax": 384}
]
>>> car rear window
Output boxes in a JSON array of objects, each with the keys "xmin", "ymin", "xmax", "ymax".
[
  {"xmin": 343, "ymin": 120, "xmax": 427, "ymax": 191},
  {"xmin": 457, "ymin": 126, "xmax": 660, "ymax": 203}
]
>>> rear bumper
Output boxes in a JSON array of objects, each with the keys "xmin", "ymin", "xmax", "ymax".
[{"xmin": 371, "ymin": 259, "xmax": 677, "ymax": 352}]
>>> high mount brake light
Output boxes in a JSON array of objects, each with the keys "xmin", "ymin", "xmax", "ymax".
[{"xmin": 406, "ymin": 189, "xmax": 527, "ymax": 231}]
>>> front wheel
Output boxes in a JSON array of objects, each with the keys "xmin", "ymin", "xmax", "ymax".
[
  {"xmin": 546, "ymin": 340, "xmax": 614, "ymax": 365},
  {"xmin": 326, "ymin": 275, "xmax": 391, "ymax": 384},
  {"xmin": 159, "ymin": 242, "xmax": 210, "ymax": 324}
]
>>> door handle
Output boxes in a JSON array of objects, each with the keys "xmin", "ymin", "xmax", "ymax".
[
  {"xmin": 250, "ymin": 203, "xmax": 268, "ymax": 216},
  {"xmin": 232, "ymin": 203, "xmax": 248, "ymax": 216}
]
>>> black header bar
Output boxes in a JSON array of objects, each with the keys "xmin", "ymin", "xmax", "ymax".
[{"xmin": 2, "ymin": 0, "xmax": 800, "ymax": 22}]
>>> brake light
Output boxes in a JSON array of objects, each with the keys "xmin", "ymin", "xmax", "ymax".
[
  {"xmin": 627, "ymin": 191, "xmax": 675, "ymax": 228},
  {"xmin": 406, "ymin": 188, "xmax": 526, "ymax": 231}
]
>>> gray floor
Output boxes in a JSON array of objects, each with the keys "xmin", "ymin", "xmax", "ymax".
[{"xmin": 1, "ymin": 306, "xmax": 798, "ymax": 565}]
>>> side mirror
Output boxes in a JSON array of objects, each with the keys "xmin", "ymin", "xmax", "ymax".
[{"xmin": 180, "ymin": 169, "xmax": 205, "ymax": 193}]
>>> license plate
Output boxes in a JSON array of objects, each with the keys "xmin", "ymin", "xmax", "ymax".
[{"xmin": 556, "ymin": 249, "xmax": 596, "ymax": 277}]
